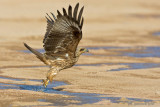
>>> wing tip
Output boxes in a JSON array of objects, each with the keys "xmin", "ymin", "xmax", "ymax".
[
  {"xmin": 76, "ymin": 3, "xmax": 80, "ymax": 7},
  {"xmin": 63, "ymin": 8, "xmax": 67, "ymax": 16},
  {"xmin": 57, "ymin": 10, "xmax": 62, "ymax": 15},
  {"xmin": 73, "ymin": 3, "xmax": 79, "ymax": 20}
]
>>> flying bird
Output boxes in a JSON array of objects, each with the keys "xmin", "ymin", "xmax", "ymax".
[{"xmin": 24, "ymin": 3, "xmax": 88, "ymax": 87}]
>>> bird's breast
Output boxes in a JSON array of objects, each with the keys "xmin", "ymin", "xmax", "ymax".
[{"xmin": 48, "ymin": 57, "xmax": 78, "ymax": 69}]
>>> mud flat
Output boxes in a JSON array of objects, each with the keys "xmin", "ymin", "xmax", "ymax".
[{"xmin": 1, "ymin": 0, "xmax": 160, "ymax": 106}]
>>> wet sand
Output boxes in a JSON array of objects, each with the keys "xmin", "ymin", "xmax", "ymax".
[{"xmin": 1, "ymin": 0, "xmax": 160, "ymax": 106}]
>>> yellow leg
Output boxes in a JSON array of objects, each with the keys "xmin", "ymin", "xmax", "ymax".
[
  {"xmin": 42, "ymin": 69, "xmax": 58, "ymax": 88},
  {"xmin": 42, "ymin": 79, "xmax": 49, "ymax": 88}
]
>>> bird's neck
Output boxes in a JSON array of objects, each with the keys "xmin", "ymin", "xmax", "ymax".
[{"xmin": 75, "ymin": 52, "xmax": 82, "ymax": 57}]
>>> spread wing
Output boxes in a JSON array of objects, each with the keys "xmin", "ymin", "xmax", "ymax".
[{"xmin": 43, "ymin": 3, "xmax": 84, "ymax": 58}]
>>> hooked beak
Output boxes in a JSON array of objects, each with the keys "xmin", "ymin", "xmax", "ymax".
[{"xmin": 86, "ymin": 49, "xmax": 89, "ymax": 52}]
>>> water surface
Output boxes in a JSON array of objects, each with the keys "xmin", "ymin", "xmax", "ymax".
[
  {"xmin": 21, "ymin": 46, "xmax": 160, "ymax": 58},
  {"xmin": 3, "ymin": 46, "xmax": 160, "ymax": 106},
  {"xmin": 0, "ymin": 76, "xmax": 156, "ymax": 106}
]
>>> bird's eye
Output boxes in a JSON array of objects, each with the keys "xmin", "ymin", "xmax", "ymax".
[{"xmin": 80, "ymin": 48, "xmax": 84, "ymax": 51}]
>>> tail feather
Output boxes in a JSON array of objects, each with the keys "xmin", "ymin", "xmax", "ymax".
[{"xmin": 23, "ymin": 43, "xmax": 45, "ymax": 62}]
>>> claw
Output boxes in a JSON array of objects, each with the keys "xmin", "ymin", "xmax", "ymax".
[
  {"xmin": 48, "ymin": 74, "xmax": 54, "ymax": 83},
  {"xmin": 47, "ymin": 71, "xmax": 57, "ymax": 83},
  {"xmin": 42, "ymin": 79, "xmax": 49, "ymax": 88},
  {"xmin": 43, "ymin": 69, "xmax": 58, "ymax": 87}
]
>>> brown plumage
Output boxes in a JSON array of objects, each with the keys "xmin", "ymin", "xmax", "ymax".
[{"xmin": 24, "ymin": 3, "xmax": 88, "ymax": 87}]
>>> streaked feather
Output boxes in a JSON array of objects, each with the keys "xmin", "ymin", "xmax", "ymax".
[
  {"xmin": 43, "ymin": 3, "xmax": 84, "ymax": 57},
  {"xmin": 24, "ymin": 3, "xmax": 85, "ymax": 88}
]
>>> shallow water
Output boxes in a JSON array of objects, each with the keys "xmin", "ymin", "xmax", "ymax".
[
  {"xmin": 86, "ymin": 46, "xmax": 160, "ymax": 58},
  {"xmin": 21, "ymin": 46, "xmax": 160, "ymax": 58},
  {"xmin": 0, "ymin": 76, "xmax": 156, "ymax": 106},
  {"xmin": 109, "ymin": 63, "xmax": 160, "ymax": 71},
  {"xmin": 153, "ymin": 32, "xmax": 160, "ymax": 36},
  {"xmin": 120, "ymin": 47, "xmax": 160, "ymax": 57},
  {"xmin": 1, "ymin": 62, "xmax": 160, "ymax": 72},
  {"xmin": 76, "ymin": 63, "xmax": 160, "ymax": 71},
  {"xmin": 2, "ymin": 46, "xmax": 159, "ymax": 106}
]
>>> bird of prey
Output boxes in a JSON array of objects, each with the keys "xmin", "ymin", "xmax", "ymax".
[{"xmin": 24, "ymin": 3, "xmax": 88, "ymax": 87}]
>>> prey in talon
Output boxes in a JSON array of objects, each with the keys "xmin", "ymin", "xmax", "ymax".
[{"xmin": 24, "ymin": 3, "xmax": 88, "ymax": 87}]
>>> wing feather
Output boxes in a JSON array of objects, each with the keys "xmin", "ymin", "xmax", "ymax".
[
  {"xmin": 78, "ymin": 6, "xmax": 84, "ymax": 24},
  {"xmin": 73, "ymin": 3, "xmax": 79, "ymax": 20},
  {"xmin": 43, "ymin": 13, "xmax": 55, "ymax": 43},
  {"xmin": 68, "ymin": 5, "xmax": 72, "ymax": 18},
  {"xmin": 80, "ymin": 17, "xmax": 84, "ymax": 29},
  {"xmin": 46, "ymin": 13, "xmax": 54, "ymax": 22},
  {"xmin": 57, "ymin": 10, "xmax": 62, "ymax": 18},
  {"xmin": 50, "ymin": 12, "xmax": 56, "ymax": 20},
  {"xmin": 45, "ymin": 16, "xmax": 51, "ymax": 23},
  {"xmin": 63, "ymin": 8, "xmax": 67, "ymax": 16},
  {"xmin": 43, "ymin": 3, "xmax": 84, "ymax": 58}
]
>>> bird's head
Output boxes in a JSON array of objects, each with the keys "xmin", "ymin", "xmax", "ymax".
[{"xmin": 76, "ymin": 47, "xmax": 89, "ymax": 56}]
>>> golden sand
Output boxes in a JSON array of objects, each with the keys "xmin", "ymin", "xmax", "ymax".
[{"xmin": 1, "ymin": 0, "xmax": 160, "ymax": 106}]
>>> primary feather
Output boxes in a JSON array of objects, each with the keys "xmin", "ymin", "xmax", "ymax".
[
  {"xmin": 24, "ymin": 3, "xmax": 87, "ymax": 87},
  {"xmin": 43, "ymin": 3, "xmax": 84, "ymax": 58}
]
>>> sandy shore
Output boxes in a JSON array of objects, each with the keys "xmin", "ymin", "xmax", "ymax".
[{"xmin": 1, "ymin": 0, "xmax": 160, "ymax": 106}]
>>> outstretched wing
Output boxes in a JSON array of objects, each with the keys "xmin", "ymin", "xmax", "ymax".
[{"xmin": 43, "ymin": 3, "xmax": 84, "ymax": 58}]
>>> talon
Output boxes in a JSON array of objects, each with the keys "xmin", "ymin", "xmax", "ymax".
[
  {"xmin": 49, "ymin": 75, "xmax": 53, "ymax": 83},
  {"xmin": 47, "ymin": 72, "xmax": 55, "ymax": 83},
  {"xmin": 48, "ymin": 75, "xmax": 54, "ymax": 83},
  {"xmin": 42, "ymin": 79, "xmax": 49, "ymax": 88}
]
